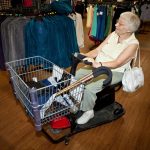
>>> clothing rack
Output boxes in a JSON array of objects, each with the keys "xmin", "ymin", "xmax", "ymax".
[
  {"xmin": 88, "ymin": 0, "xmax": 137, "ymax": 8},
  {"xmin": 0, "ymin": 10, "xmax": 56, "ymax": 17},
  {"xmin": 0, "ymin": 4, "xmax": 56, "ymax": 17},
  {"xmin": 0, "ymin": 0, "xmax": 55, "ymax": 17}
]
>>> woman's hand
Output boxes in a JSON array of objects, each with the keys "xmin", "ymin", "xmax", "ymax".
[
  {"xmin": 83, "ymin": 57, "xmax": 95, "ymax": 63},
  {"xmin": 92, "ymin": 61, "xmax": 102, "ymax": 68},
  {"xmin": 83, "ymin": 58, "xmax": 102, "ymax": 68}
]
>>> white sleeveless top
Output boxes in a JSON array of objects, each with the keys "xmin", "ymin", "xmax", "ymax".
[{"xmin": 95, "ymin": 31, "xmax": 139, "ymax": 73}]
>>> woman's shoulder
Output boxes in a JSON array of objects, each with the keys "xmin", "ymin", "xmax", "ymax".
[{"xmin": 126, "ymin": 33, "xmax": 139, "ymax": 45}]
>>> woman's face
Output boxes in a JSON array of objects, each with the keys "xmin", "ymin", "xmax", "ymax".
[{"xmin": 115, "ymin": 17, "xmax": 129, "ymax": 35}]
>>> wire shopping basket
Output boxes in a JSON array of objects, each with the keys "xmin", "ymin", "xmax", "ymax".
[{"xmin": 6, "ymin": 56, "xmax": 84, "ymax": 131}]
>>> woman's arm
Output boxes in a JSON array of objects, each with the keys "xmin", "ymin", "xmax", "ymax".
[
  {"xmin": 92, "ymin": 44, "xmax": 138, "ymax": 68},
  {"xmin": 82, "ymin": 33, "xmax": 112, "ymax": 58}
]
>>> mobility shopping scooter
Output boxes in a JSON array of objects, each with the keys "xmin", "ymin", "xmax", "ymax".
[{"xmin": 42, "ymin": 53, "xmax": 125, "ymax": 144}]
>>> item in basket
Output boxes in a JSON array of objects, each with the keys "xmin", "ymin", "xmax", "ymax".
[
  {"xmin": 40, "ymin": 79, "xmax": 51, "ymax": 86},
  {"xmin": 26, "ymin": 77, "xmax": 78, "ymax": 119},
  {"xmin": 32, "ymin": 77, "xmax": 38, "ymax": 82},
  {"xmin": 47, "ymin": 77, "xmax": 58, "ymax": 87},
  {"xmin": 41, "ymin": 76, "xmax": 70, "ymax": 88},
  {"xmin": 26, "ymin": 81, "xmax": 45, "ymax": 89},
  {"xmin": 40, "ymin": 93, "xmax": 78, "ymax": 119}
]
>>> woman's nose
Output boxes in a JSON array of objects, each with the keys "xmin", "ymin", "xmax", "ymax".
[{"xmin": 115, "ymin": 22, "xmax": 119, "ymax": 27}]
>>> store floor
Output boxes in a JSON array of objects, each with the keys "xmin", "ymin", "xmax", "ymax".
[{"xmin": 0, "ymin": 19, "xmax": 150, "ymax": 149}]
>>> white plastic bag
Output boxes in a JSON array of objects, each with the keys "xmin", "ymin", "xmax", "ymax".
[{"xmin": 122, "ymin": 67, "xmax": 144, "ymax": 92}]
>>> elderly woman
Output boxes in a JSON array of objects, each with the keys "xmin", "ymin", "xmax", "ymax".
[{"xmin": 75, "ymin": 12, "xmax": 141, "ymax": 125}]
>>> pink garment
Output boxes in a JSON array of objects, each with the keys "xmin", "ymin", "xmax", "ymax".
[{"xmin": 23, "ymin": 0, "xmax": 32, "ymax": 7}]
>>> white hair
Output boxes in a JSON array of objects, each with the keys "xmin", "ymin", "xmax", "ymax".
[{"xmin": 120, "ymin": 12, "xmax": 141, "ymax": 32}]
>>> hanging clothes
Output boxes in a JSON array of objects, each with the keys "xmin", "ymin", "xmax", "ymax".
[
  {"xmin": 68, "ymin": 12, "xmax": 84, "ymax": 48},
  {"xmin": 89, "ymin": 5, "xmax": 107, "ymax": 41},
  {"xmin": 1, "ymin": 17, "xmax": 16, "ymax": 62},
  {"xmin": 0, "ymin": 16, "xmax": 7, "ymax": 70},
  {"xmin": 1, "ymin": 17, "xmax": 29, "ymax": 62},
  {"xmin": 104, "ymin": 5, "xmax": 113, "ymax": 37},
  {"xmin": 11, "ymin": 0, "xmax": 22, "ymax": 7},
  {"xmin": 86, "ymin": 5, "xmax": 94, "ymax": 28},
  {"xmin": 75, "ymin": 1, "xmax": 85, "ymax": 18},
  {"xmin": 96, "ymin": 5, "xmax": 107, "ymax": 41},
  {"xmin": 25, "ymin": 15, "xmax": 79, "ymax": 68},
  {"xmin": 90, "ymin": 4, "xmax": 98, "ymax": 38},
  {"xmin": 23, "ymin": 0, "xmax": 33, "ymax": 7},
  {"xmin": 75, "ymin": 13, "xmax": 84, "ymax": 48}
]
